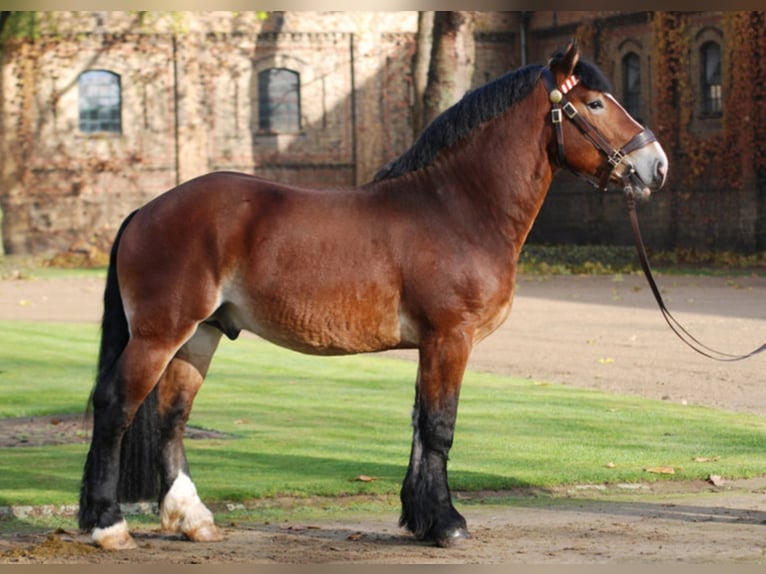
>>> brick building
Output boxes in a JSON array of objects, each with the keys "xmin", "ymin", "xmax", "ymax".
[{"xmin": 1, "ymin": 11, "xmax": 764, "ymax": 255}]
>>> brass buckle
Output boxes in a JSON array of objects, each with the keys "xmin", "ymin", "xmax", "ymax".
[{"xmin": 608, "ymin": 150, "xmax": 626, "ymax": 167}]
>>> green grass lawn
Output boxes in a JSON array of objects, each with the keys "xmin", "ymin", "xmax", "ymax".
[{"xmin": 1, "ymin": 320, "xmax": 765, "ymax": 508}]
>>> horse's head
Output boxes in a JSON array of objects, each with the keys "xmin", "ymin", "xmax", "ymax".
[{"xmin": 543, "ymin": 42, "xmax": 668, "ymax": 198}]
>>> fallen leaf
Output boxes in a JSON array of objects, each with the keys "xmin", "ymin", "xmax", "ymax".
[
  {"xmin": 347, "ymin": 533, "xmax": 364, "ymax": 541},
  {"xmin": 598, "ymin": 358, "xmax": 614, "ymax": 364},
  {"xmin": 708, "ymin": 475, "xmax": 725, "ymax": 487},
  {"xmin": 353, "ymin": 475, "xmax": 377, "ymax": 482},
  {"xmin": 645, "ymin": 466, "xmax": 675, "ymax": 475},
  {"xmin": 18, "ymin": 299, "xmax": 33, "ymax": 307},
  {"xmin": 693, "ymin": 456, "xmax": 720, "ymax": 463}
]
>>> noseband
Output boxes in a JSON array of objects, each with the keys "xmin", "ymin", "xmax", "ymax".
[{"xmin": 540, "ymin": 67, "xmax": 656, "ymax": 192}]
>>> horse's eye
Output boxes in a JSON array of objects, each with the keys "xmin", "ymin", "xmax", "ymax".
[{"xmin": 587, "ymin": 99, "xmax": 605, "ymax": 111}]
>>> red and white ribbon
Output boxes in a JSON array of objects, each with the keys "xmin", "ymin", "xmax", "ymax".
[{"xmin": 560, "ymin": 75, "xmax": 579, "ymax": 94}]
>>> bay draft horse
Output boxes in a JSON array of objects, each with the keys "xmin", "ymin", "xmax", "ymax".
[{"xmin": 79, "ymin": 42, "xmax": 668, "ymax": 550}]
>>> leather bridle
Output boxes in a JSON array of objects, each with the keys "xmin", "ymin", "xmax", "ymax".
[
  {"xmin": 540, "ymin": 66, "xmax": 765, "ymax": 362},
  {"xmin": 540, "ymin": 67, "xmax": 658, "ymax": 192}
]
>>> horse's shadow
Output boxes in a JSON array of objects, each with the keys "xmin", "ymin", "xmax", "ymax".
[{"xmin": 523, "ymin": 496, "xmax": 766, "ymax": 526}]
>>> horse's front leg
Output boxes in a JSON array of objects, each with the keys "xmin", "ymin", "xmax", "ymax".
[
  {"xmin": 400, "ymin": 330, "xmax": 472, "ymax": 547},
  {"xmin": 157, "ymin": 324, "xmax": 222, "ymax": 542}
]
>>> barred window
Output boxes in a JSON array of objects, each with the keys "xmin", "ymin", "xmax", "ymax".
[
  {"xmin": 78, "ymin": 70, "xmax": 122, "ymax": 133},
  {"xmin": 622, "ymin": 52, "xmax": 641, "ymax": 121},
  {"xmin": 701, "ymin": 41, "xmax": 722, "ymax": 116},
  {"xmin": 258, "ymin": 68, "xmax": 300, "ymax": 133}
]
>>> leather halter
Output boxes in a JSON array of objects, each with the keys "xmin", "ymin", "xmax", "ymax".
[{"xmin": 540, "ymin": 67, "xmax": 657, "ymax": 191}]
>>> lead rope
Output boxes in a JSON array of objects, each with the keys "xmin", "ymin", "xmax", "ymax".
[{"xmin": 625, "ymin": 189, "xmax": 766, "ymax": 362}]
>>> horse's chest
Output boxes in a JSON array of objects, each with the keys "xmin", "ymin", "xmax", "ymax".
[{"xmin": 473, "ymin": 297, "xmax": 513, "ymax": 344}]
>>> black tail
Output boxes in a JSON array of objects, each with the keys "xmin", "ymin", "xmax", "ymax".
[
  {"xmin": 117, "ymin": 387, "xmax": 161, "ymax": 501},
  {"xmin": 80, "ymin": 210, "xmax": 161, "ymax": 529},
  {"xmin": 93, "ymin": 211, "xmax": 135, "ymax": 387}
]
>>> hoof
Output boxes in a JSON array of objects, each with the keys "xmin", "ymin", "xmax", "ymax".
[
  {"xmin": 435, "ymin": 527, "xmax": 471, "ymax": 548},
  {"xmin": 92, "ymin": 519, "xmax": 137, "ymax": 550},
  {"xmin": 185, "ymin": 523, "xmax": 223, "ymax": 543}
]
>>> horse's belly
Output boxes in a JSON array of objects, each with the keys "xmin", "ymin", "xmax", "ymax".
[
  {"xmin": 223, "ymin": 287, "xmax": 414, "ymax": 356},
  {"xmin": 253, "ymin": 308, "xmax": 408, "ymax": 355}
]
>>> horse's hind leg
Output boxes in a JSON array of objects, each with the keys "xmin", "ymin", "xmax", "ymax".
[
  {"xmin": 81, "ymin": 334, "xmax": 190, "ymax": 550},
  {"xmin": 400, "ymin": 331, "xmax": 472, "ymax": 547},
  {"xmin": 156, "ymin": 323, "xmax": 223, "ymax": 542}
]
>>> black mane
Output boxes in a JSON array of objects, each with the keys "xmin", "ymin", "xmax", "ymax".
[{"xmin": 373, "ymin": 58, "xmax": 612, "ymax": 182}]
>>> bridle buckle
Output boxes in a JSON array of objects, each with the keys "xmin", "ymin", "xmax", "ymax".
[
  {"xmin": 562, "ymin": 101, "xmax": 578, "ymax": 120},
  {"xmin": 608, "ymin": 150, "xmax": 626, "ymax": 168}
]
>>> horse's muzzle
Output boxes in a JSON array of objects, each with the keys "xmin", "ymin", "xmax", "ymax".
[{"xmin": 620, "ymin": 141, "xmax": 668, "ymax": 199}]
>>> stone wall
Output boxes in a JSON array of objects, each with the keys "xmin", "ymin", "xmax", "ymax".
[{"xmin": 0, "ymin": 11, "xmax": 522, "ymax": 254}]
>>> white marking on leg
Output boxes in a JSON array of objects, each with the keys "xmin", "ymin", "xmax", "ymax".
[
  {"xmin": 92, "ymin": 518, "xmax": 137, "ymax": 550},
  {"xmin": 161, "ymin": 471, "xmax": 221, "ymax": 542}
]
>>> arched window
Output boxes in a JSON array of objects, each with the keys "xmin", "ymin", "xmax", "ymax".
[
  {"xmin": 622, "ymin": 52, "xmax": 641, "ymax": 121},
  {"xmin": 258, "ymin": 68, "xmax": 300, "ymax": 133},
  {"xmin": 701, "ymin": 41, "xmax": 722, "ymax": 116},
  {"xmin": 78, "ymin": 70, "xmax": 122, "ymax": 133}
]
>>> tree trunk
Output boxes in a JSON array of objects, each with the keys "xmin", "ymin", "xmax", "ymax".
[
  {"xmin": 0, "ymin": 12, "xmax": 11, "ymax": 37},
  {"xmin": 412, "ymin": 11, "xmax": 434, "ymax": 138},
  {"xmin": 421, "ymin": 11, "xmax": 476, "ymax": 128}
]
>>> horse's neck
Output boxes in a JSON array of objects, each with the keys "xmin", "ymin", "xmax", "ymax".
[{"xmin": 433, "ymin": 95, "xmax": 554, "ymax": 251}]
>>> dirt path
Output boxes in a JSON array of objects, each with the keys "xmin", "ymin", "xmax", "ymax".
[{"xmin": 1, "ymin": 272, "xmax": 765, "ymax": 563}]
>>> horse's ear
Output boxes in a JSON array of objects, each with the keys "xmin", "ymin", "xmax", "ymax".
[{"xmin": 548, "ymin": 40, "xmax": 580, "ymax": 83}]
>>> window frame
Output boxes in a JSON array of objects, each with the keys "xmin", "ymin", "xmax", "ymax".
[
  {"xmin": 700, "ymin": 40, "xmax": 722, "ymax": 118},
  {"xmin": 621, "ymin": 51, "xmax": 642, "ymax": 122},
  {"xmin": 257, "ymin": 67, "xmax": 302, "ymax": 135},
  {"xmin": 78, "ymin": 69, "xmax": 122, "ymax": 134}
]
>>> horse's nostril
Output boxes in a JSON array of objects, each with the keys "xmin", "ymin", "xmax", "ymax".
[{"xmin": 656, "ymin": 160, "xmax": 668, "ymax": 183}]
